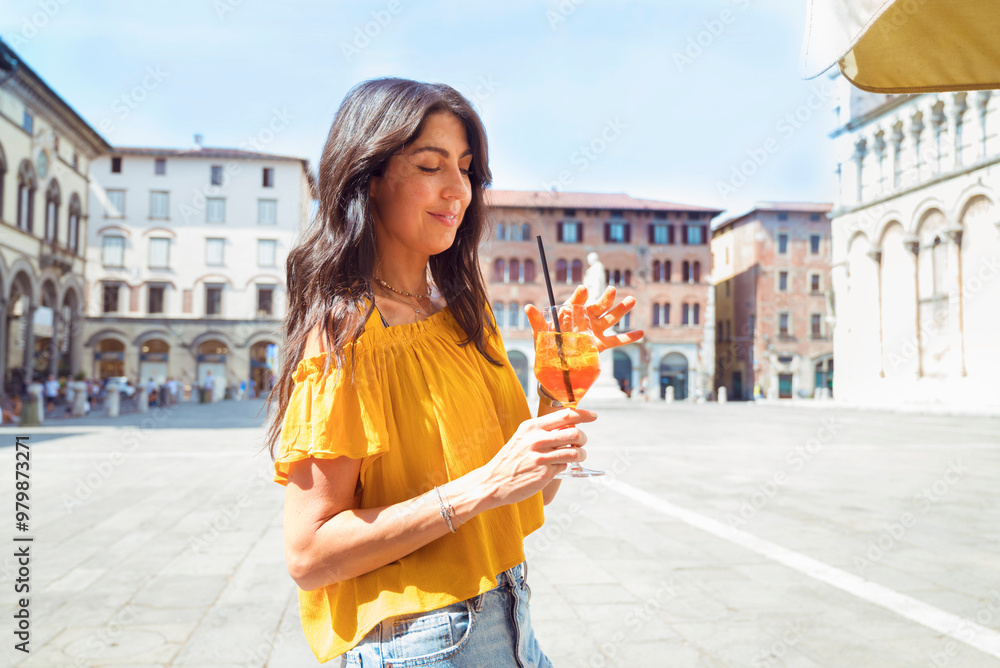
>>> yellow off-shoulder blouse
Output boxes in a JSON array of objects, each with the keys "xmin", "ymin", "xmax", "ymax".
[{"xmin": 273, "ymin": 304, "xmax": 544, "ymax": 663}]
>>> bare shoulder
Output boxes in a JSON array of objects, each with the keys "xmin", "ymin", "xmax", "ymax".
[{"xmin": 302, "ymin": 315, "xmax": 333, "ymax": 359}]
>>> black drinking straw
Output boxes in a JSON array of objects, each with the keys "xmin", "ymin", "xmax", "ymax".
[{"xmin": 536, "ymin": 235, "xmax": 576, "ymax": 405}]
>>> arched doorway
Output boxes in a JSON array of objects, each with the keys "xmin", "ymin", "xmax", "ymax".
[
  {"xmin": 659, "ymin": 352, "xmax": 688, "ymax": 400},
  {"xmin": 613, "ymin": 350, "xmax": 632, "ymax": 395},
  {"xmin": 197, "ymin": 339, "xmax": 228, "ymax": 401},
  {"xmin": 507, "ymin": 350, "xmax": 529, "ymax": 396},
  {"xmin": 95, "ymin": 339, "xmax": 125, "ymax": 378},
  {"xmin": 139, "ymin": 339, "xmax": 170, "ymax": 386},
  {"xmin": 250, "ymin": 340, "xmax": 278, "ymax": 396},
  {"xmin": 814, "ymin": 357, "xmax": 834, "ymax": 395}
]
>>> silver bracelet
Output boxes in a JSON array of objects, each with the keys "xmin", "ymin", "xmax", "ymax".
[
  {"xmin": 434, "ymin": 486, "xmax": 457, "ymax": 533},
  {"xmin": 537, "ymin": 383, "xmax": 563, "ymax": 409}
]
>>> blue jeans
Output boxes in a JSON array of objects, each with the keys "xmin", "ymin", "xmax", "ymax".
[{"xmin": 342, "ymin": 562, "xmax": 552, "ymax": 667}]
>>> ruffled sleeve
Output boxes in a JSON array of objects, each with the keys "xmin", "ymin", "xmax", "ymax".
[{"xmin": 273, "ymin": 350, "xmax": 390, "ymax": 485}]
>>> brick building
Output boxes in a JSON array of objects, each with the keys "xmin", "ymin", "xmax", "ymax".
[
  {"xmin": 483, "ymin": 190, "xmax": 722, "ymax": 401},
  {"xmin": 712, "ymin": 203, "xmax": 834, "ymax": 400}
]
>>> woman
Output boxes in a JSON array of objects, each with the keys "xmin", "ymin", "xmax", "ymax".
[{"xmin": 266, "ymin": 77, "xmax": 642, "ymax": 666}]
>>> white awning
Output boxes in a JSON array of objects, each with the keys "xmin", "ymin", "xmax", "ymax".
[{"xmin": 800, "ymin": 0, "xmax": 1000, "ymax": 93}]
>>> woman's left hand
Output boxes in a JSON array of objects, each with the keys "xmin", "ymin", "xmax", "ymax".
[{"xmin": 525, "ymin": 285, "xmax": 645, "ymax": 352}]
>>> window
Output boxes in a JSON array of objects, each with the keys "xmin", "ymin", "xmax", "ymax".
[
  {"xmin": 779, "ymin": 271, "xmax": 789, "ymax": 292},
  {"xmin": 651, "ymin": 260, "xmax": 671, "ymax": 283},
  {"xmin": 650, "ymin": 224, "xmax": 670, "ymax": 245},
  {"xmin": 508, "ymin": 224, "xmax": 523, "ymax": 241},
  {"xmin": 571, "ymin": 259, "xmax": 583, "ymax": 283},
  {"xmin": 106, "ymin": 189, "xmax": 125, "ymax": 217},
  {"xmin": 492, "ymin": 302, "xmax": 503, "ymax": 326},
  {"xmin": 206, "ymin": 198, "xmax": 225, "ymax": 223},
  {"xmin": 810, "ymin": 234, "xmax": 821, "ymax": 254},
  {"xmin": 810, "ymin": 274, "xmax": 821, "ymax": 293},
  {"xmin": 148, "ymin": 286, "xmax": 164, "ymax": 314},
  {"xmin": 22, "ymin": 109, "xmax": 34, "ymax": 135},
  {"xmin": 111, "ymin": 156, "xmax": 121, "ymax": 173},
  {"xmin": 102, "ymin": 236, "xmax": 125, "ymax": 267},
  {"xmin": 682, "ymin": 304, "xmax": 690, "ymax": 325},
  {"xmin": 725, "ymin": 280, "xmax": 731, "ymax": 297},
  {"xmin": 210, "ymin": 165, "xmax": 223, "ymax": 186},
  {"xmin": 555, "ymin": 259, "xmax": 568, "ymax": 283},
  {"xmin": 258, "ymin": 239, "xmax": 277, "ymax": 267},
  {"xmin": 685, "ymin": 225, "xmax": 706, "ymax": 245},
  {"xmin": 507, "ymin": 303, "xmax": 520, "ymax": 329},
  {"xmin": 102, "ymin": 283, "xmax": 119, "ymax": 313},
  {"xmin": 492, "ymin": 259, "xmax": 505, "ymax": 283},
  {"xmin": 692, "ymin": 261, "xmax": 701, "ymax": 283},
  {"xmin": 809, "ymin": 213, "xmax": 821, "ymax": 222},
  {"xmin": 624, "ymin": 269, "xmax": 632, "ymax": 287},
  {"xmin": 564, "ymin": 209, "xmax": 576, "ymax": 217},
  {"xmin": 693, "ymin": 304, "xmax": 700, "ymax": 325},
  {"xmin": 726, "ymin": 320, "xmax": 731, "ymax": 340},
  {"xmin": 663, "ymin": 303, "xmax": 671, "ymax": 325},
  {"xmin": 779, "ymin": 312, "xmax": 790, "ymax": 337},
  {"xmin": 559, "ymin": 221, "xmax": 582, "ymax": 243},
  {"xmin": 206, "ymin": 238, "xmax": 225, "ymax": 266},
  {"xmin": 524, "ymin": 259, "xmax": 536, "ymax": 283},
  {"xmin": 521, "ymin": 223, "xmax": 530, "ymax": 240},
  {"xmin": 263, "ymin": 167, "xmax": 274, "ymax": 187},
  {"xmin": 605, "ymin": 221, "xmax": 629, "ymax": 243},
  {"xmin": 653, "ymin": 303, "xmax": 660, "ymax": 327},
  {"xmin": 495, "ymin": 223, "xmax": 506, "ymax": 241},
  {"xmin": 682, "ymin": 261, "xmax": 691, "ymax": 282},
  {"xmin": 72, "ymin": 153, "xmax": 79, "ymax": 171},
  {"xmin": 150, "ymin": 191, "xmax": 169, "ymax": 219},
  {"xmin": 777, "ymin": 233, "xmax": 789, "ymax": 254},
  {"xmin": 154, "ymin": 158, "xmax": 166, "ymax": 175},
  {"xmin": 509, "ymin": 258, "xmax": 520, "ymax": 283},
  {"xmin": 149, "ymin": 238, "xmax": 170, "ymax": 268},
  {"xmin": 258, "ymin": 199, "xmax": 277, "ymax": 225},
  {"xmin": 777, "ymin": 212, "xmax": 789, "ymax": 221},
  {"xmin": 205, "ymin": 285, "xmax": 222, "ymax": 315},
  {"xmin": 67, "ymin": 197, "xmax": 81, "ymax": 253},
  {"xmin": 811, "ymin": 313, "xmax": 823, "ymax": 339},
  {"xmin": 44, "ymin": 181, "xmax": 60, "ymax": 242},
  {"xmin": 257, "ymin": 286, "xmax": 274, "ymax": 317}
]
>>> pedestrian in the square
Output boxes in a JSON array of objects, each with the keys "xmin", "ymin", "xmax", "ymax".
[
  {"xmin": 44, "ymin": 373, "xmax": 60, "ymax": 415},
  {"xmin": 203, "ymin": 371, "xmax": 214, "ymax": 402},
  {"xmin": 265, "ymin": 78, "xmax": 641, "ymax": 666}
]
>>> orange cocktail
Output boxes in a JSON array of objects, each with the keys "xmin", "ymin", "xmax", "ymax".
[{"xmin": 534, "ymin": 332, "xmax": 600, "ymax": 409}]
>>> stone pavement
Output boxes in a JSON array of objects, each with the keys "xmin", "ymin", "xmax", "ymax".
[{"xmin": 0, "ymin": 398, "xmax": 998, "ymax": 667}]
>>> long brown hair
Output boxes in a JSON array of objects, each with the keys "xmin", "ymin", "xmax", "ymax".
[{"xmin": 264, "ymin": 77, "xmax": 499, "ymax": 458}]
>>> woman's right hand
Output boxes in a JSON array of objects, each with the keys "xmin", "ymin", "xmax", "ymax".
[{"xmin": 477, "ymin": 408, "xmax": 597, "ymax": 509}]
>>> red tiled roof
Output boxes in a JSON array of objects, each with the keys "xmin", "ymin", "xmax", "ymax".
[
  {"xmin": 713, "ymin": 202, "xmax": 833, "ymax": 232},
  {"xmin": 112, "ymin": 146, "xmax": 306, "ymax": 162},
  {"xmin": 486, "ymin": 189, "xmax": 724, "ymax": 214}
]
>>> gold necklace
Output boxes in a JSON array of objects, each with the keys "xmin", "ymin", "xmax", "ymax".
[
  {"xmin": 374, "ymin": 276, "xmax": 432, "ymax": 300},
  {"xmin": 375, "ymin": 285, "xmax": 431, "ymax": 317}
]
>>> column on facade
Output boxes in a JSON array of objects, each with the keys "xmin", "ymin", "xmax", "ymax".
[
  {"xmin": 853, "ymin": 137, "xmax": 869, "ymax": 205},
  {"xmin": 21, "ymin": 303, "xmax": 36, "ymax": 382},
  {"xmin": 0, "ymin": 297, "xmax": 7, "ymax": 398},
  {"xmin": 909, "ymin": 108, "xmax": 926, "ymax": 187},
  {"xmin": 902, "ymin": 234, "xmax": 922, "ymax": 377},
  {"xmin": 944, "ymin": 225, "xmax": 967, "ymax": 377},
  {"xmin": 974, "ymin": 91, "xmax": 993, "ymax": 161},
  {"xmin": 866, "ymin": 246, "xmax": 884, "ymax": 377},
  {"xmin": 69, "ymin": 310, "xmax": 83, "ymax": 377},
  {"xmin": 890, "ymin": 120, "xmax": 905, "ymax": 191},
  {"xmin": 946, "ymin": 92, "xmax": 969, "ymax": 170},
  {"xmin": 48, "ymin": 308, "xmax": 60, "ymax": 378}
]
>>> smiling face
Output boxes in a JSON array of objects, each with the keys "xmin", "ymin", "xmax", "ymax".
[{"xmin": 369, "ymin": 111, "xmax": 474, "ymax": 265}]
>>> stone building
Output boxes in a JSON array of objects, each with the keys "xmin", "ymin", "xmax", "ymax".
[
  {"xmin": 0, "ymin": 40, "xmax": 110, "ymax": 398},
  {"xmin": 712, "ymin": 203, "xmax": 834, "ymax": 401},
  {"xmin": 483, "ymin": 190, "xmax": 722, "ymax": 401},
  {"xmin": 85, "ymin": 142, "xmax": 314, "ymax": 399},
  {"xmin": 828, "ymin": 78, "xmax": 1000, "ymax": 410}
]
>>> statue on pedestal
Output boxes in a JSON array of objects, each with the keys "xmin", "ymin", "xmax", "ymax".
[{"xmin": 583, "ymin": 252, "xmax": 607, "ymax": 305}]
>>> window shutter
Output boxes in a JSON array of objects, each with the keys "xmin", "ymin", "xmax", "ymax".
[
  {"xmin": 682, "ymin": 225, "xmax": 688, "ymax": 245},
  {"xmin": 701, "ymin": 224, "xmax": 708, "ymax": 244},
  {"xmin": 577, "ymin": 222, "xmax": 583, "ymax": 243},
  {"xmin": 604, "ymin": 222, "xmax": 610, "ymax": 242},
  {"xmin": 648, "ymin": 224, "xmax": 655, "ymax": 244},
  {"xmin": 624, "ymin": 223, "xmax": 631, "ymax": 243},
  {"xmin": 557, "ymin": 222, "xmax": 563, "ymax": 242},
  {"xmin": 668, "ymin": 224, "xmax": 675, "ymax": 245}
]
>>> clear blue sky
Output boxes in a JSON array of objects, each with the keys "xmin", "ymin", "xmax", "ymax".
[{"xmin": 1, "ymin": 0, "xmax": 837, "ymax": 218}]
